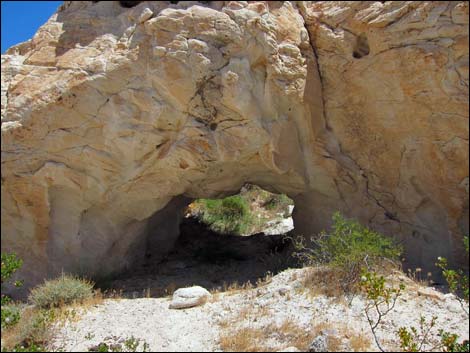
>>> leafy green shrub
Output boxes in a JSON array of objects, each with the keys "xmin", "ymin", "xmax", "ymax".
[
  {"xmin": 11, "ymin": 308, "xmax": 55, "ymax": 350},
  {"xmin": 397, "ymin": 315, "xmax": 438, "ymax": 352},
  {"xmin": 1, "ymin": 253, "xmax": 23, "ymax": 285},
  {"xmin": 1, "ymin": 303, "xmax": 21, "ymax": 329},
  {"xmin": 1, "ymin": 253, "xmax": 23, "ymax": 329},
  {"xmin": 29, "ymin": 274, "xmax": 94, "ymax": 309},
  {"xmin": 294, "ymin": 212, "xmax": 402, "ymax": 293},
  {"xmin": 360, "ymin": 271, "xmax": 404, "ymax": 352},
  {"xmin": 436, "ymin": 236, "xmax": 469, "ymax": 316},
  {"xmin": 195, "ymin": 195, "xmax": 253, "ymax": 235},
  {"xmin": 88, "ymin": 336, "xmax": 150, "ymax": 352},
  {"xmin": 396, "ymin": 320, "xmax": 470, "ymax": 352},
  {"xmin": 439, "ymin": 331, "xmax": 470, "ymax": 352}
]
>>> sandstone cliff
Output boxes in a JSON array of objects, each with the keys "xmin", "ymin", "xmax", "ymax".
[{"xmin": 1, "ymin": 1, "xmax": 468, "ymax": 292}]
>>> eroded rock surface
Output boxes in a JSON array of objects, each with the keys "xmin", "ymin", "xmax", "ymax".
[{"xmin": 1, "ymin": 1, "xmax": 468, "ymax": 293}]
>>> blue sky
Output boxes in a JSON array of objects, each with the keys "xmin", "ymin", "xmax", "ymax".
[{"xmin": 1, "ymin": 1, "xmax": 62, "ymax": 53}]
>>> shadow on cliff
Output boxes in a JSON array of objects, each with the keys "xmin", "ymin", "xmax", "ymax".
[
  {"xmin": 97, "ymin": 217, "xmax": 298, "ymax": 298},
  {"xmin": 54, "ymin": 2, "xmax": 133, "ymax": 57}
]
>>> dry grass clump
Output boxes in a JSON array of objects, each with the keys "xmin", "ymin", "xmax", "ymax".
[
  {"xmin": 311, "ymin": 321, "xmax": 372, "ymax": 352},
  {"xmin": 276, "ymin": 319, "xmax": 316, "ymax": 351},
  {"xmin": 220, "ymin": 318, "xmax": 352, "ymax": 352},
  {"xmin": 300, "ymin": 266, "xmax": 351, "ymax": 298},
  {"xmin": 349, "ymin": 330, "xmax": 372, "ymax": 352},
  {"xmin": 219, "ymin": 305, "xmax": 315, "ymax": 352},
  {"xmin": 2, "ymin": 277, "xmax": 103, "ymax": 351},
  {"xmin": 29, "ymin": 274, "xmax": 95, "ymax": 309},
  {"xmin": 219, "ymin": 326, "xmax": 271, "ymax": 352}
]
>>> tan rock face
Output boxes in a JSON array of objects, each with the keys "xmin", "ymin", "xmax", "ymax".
[{"xmin": 1, "ymin": 1, "xmax": 468, "ymax": 293}]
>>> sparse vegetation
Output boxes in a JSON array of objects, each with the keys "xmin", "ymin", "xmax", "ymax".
[
  {"xmin": 218, "ymin": 317, "xmax": 315, "ymax": 352},
  {"xmin": 360, "ymin": 266, "xmax": 469, "ymax": 352},
  {"xmin": 1, "ymin": 253, "xmax": 23, "ymax": 329},
  {"xmin": 2, "ymin": 269, "xmax": 102, "ymax": 352},
  {"xmin": 87, "ymin": 336, "xmax": 150, "ymax": 352},
  {"xmin": 293, "ymin": 212, "xmax": 402, "ymax": 296},
  {"xmin": 193, "ymin": 195, "xmax": 253, "ymax": 235},
  {"xmin": 360, "ymin": 271, "xmax": 404, "ymax": 352},
  {"xmin": 190, "ymin": 184, "xmax": 293, "ymax": 236},
  {"xmin": 29, "ymin": 273, "xmax": 95, "ymax": 309},
  {"xmin": 436, "ymin": 236, "xmax": 469, "ymax": 316}
]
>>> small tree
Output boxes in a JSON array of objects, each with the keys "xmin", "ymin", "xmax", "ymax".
[{"xmin": 360, "ymin": 271, "xmax": 404, "ymax": 352}]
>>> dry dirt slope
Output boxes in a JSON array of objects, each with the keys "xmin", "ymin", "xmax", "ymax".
[{"xmin": 50, "ymin": 267, "xmax": 469, "ymax": 352}]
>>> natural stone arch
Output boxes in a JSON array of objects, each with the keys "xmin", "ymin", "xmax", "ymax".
[{"xmin": 1, "ymin": 1, "xmax": 468, "ymax": 297}]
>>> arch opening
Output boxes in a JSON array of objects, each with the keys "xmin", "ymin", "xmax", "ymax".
[{"xmin": 99, "ymin": 184, "xmax": 300, "ymax": 297}]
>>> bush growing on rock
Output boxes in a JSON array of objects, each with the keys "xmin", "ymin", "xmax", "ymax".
[
  {"xmin": 28, "ymin": 274, "xmax": 94, "ymax": 309},
  {"xmin": 194, "ymin": 195, "xmax": 253, "ymax": 235}
]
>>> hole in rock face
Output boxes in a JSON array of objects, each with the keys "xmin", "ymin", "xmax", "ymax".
[
  {"xmin": 352, "ymin": 33, "xmax": 370, "ymax": 59},
  {"xmin": 101, "ymin": 184, "xmax": 299, "ymax": 297}
]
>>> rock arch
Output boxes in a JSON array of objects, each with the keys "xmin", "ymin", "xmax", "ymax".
[{"xmin": 1, "ymin": 1, "xmax": 468, "ymax": 295}]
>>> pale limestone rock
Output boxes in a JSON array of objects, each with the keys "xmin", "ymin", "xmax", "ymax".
[
  {"xmin": 1, "ymin": 1, "xmax": 468, "ymax": 295},
  {"xmin": 169, "ymin": 286, "xmax": 212, "ymax": 309},
  {"xmin": 417, "ymin": 287, "xmax": 445, "ymax": 302}
]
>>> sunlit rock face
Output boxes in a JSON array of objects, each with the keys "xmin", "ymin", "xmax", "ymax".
[{"xmin": 1, "ymin": 1, "xmax": 468, "ymax": 294}]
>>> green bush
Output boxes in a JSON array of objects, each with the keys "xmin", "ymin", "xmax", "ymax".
[
  {"xmin": 1, "ymin": 303, "xmax": 21, "ymax": 329},
  {"xmin": 28, "ymin": 274, "xmax": 94, "ymax": 309},
  {"xmin": 294, "ymin": 212, "xmax": 402, "ymax": 293},
  {"xmin": 195, "ymin": 195, "xmax": 253, "ymax": 235},
  {"xmin": 10, "ymin": 308, "xmax": 55, "ymax": 351},
  {"xmin": 1, "ymin": 253, "xmax": 23, "ymax": 285},
  {"xmin": 436, "ymin": 236, "xmax": 469, "ymax": 316},
  {"xmin": 1, "ymin": 252, "xmax": 23, "ymax": 329}
]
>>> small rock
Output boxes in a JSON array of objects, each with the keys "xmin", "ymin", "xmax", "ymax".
[
  {"xmin": 278, "ymin": 285, "xmax": 291, "ymax": 296},
  {"xmin": 169, "ymin": 286, "xmax": 212, "ymax": 309},
  {"xmin": 447, "ymin": 301, "xmax": 462, "ymax": 313},
  {"xmin": 153, "ymin": 46, "xmax": 166, "ymax": 57},
  {"xmin": 417, "ymin": 287, "xmax": 444, "ymax": 301},
  {"xmin": 138, "ymin": 8, "xmax": 153, "ymax": 23},
  {"xmin": 309, "ymin": 334, "xmax": 328, "ymax": 352}
]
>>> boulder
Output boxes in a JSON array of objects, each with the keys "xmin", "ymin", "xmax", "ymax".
[{"xmin": 169, "ymin": 286, "xmax": 212, "ymax": 309}]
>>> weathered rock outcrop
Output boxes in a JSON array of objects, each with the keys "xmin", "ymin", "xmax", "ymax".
[{"xmin": 1, "ymin": 1, "xmax": 468, "ymax": 293}]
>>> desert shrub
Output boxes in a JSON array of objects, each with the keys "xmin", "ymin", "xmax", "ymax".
[
  {"xmin": 1, "ymin": 306, "xmax": 56, "ymax": 352},
  {"xmin": 439, "ymin": 331, "xmax": 470, "ymax": 352},
  {"xmin": 436, "ymin": 236, "xmax": 469, "ymax": 316},
  {"xmin": 1, "ymin": 253, "xmax": 23, "ymax": 285},
  {"xmin": 195, "ymin": 195, "xmax": 253, "ymax": 235},
  {"xmin": 1, "ymin": 303, "xmax": 22, "ymax": 329},
  {"xmin": 293, "ymin": 212, "xmax": 402, "ymax": 293},
  {"xmin": 1, "ymin": 253, "xmax": 23, "ymax": 329},
  {"xmin": 29, "ymin": 274, "xmax": 94, "ymax": 309},
  {"xmin": 88, "ymin": 336, "xmax": 150, "ymax": 352},
  {"xmin": 360, "ymin": 268, "xmax": 469, "ymax": 352}
]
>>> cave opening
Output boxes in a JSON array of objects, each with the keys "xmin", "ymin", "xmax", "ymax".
[{"xmin": 100, "ymin": 184, "xmax": 299, "ymax": 298}]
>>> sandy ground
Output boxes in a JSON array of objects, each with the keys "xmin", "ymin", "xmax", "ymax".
[{"xmin": 51, "ymin": 268, "xmax": 469, "ymax": 352}]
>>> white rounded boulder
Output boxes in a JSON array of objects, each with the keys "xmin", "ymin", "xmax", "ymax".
[{"xmin": 169, "ymin": 286, "xmax": 212, "ymax": 310}]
